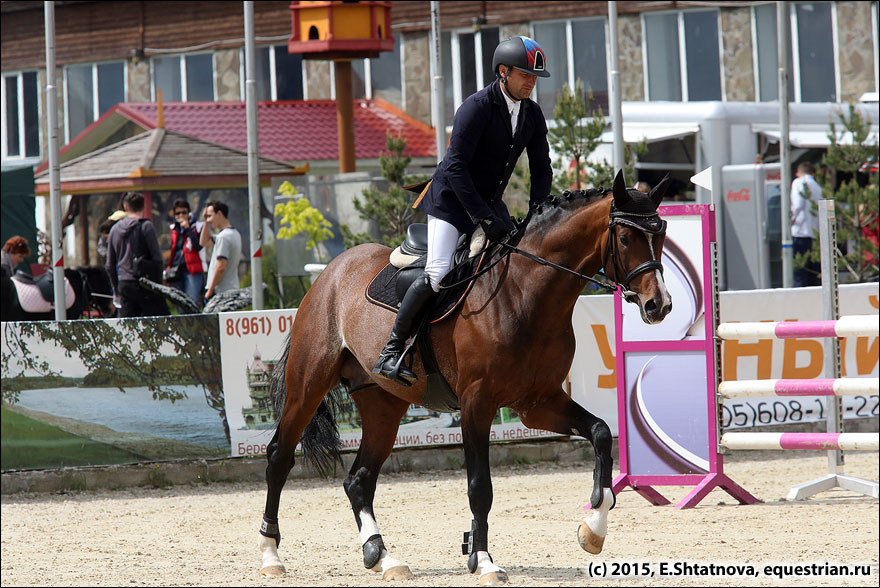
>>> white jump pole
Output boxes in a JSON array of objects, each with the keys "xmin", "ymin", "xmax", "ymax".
[
  {"xmin": 721, "ymin": 432, "xmax": 880, "ymax": 453},
  {"xmin": 717, "ymin": 315, "xmax": 879, "ymax": 340},
  {"xmin": 719, "ymin": 378, "xmax": 879, "ymax": 398}
]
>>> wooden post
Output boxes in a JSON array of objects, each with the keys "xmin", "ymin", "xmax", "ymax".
[
  {"xmin": 334, "ymin": 60, "xmax": 355, "ymax": 173},
  {"xmin": 79, "ymin": 195, "xmax": 90, "ymax": 266}
]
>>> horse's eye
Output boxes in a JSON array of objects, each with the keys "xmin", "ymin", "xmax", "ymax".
[{"xmin": 619, "ymin": 234, "xmax": 630, "ymax": 247}]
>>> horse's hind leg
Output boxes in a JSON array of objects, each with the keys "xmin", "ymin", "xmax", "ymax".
[
  {"xmin": 517, "ymin": 389, "xmax": 615, "ymax": 555},
  {"xmin": 343, "ymin": 386, "xmax": 414, "ymax": 580},
  {"xmin": 460, "ymin": 391, "xmax": 509, "ymax": 586},
  {"xmin": 259, "ymin": 427, "xmax": 294, "ymax": 576}
]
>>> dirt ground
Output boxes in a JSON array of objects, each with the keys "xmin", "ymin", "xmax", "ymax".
[{"xmin": 1, "ymin": 450, "xmax": 878, "ymax": 587}]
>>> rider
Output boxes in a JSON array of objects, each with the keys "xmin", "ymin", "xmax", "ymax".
[{"xmin": 372, "ymin": 36, "xmax": 553, "ymax": 384}]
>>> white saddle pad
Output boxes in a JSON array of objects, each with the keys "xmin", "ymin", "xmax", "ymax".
[{"xmin": 11, "ymin": 277, "xmax": 75, "ymax": 313}]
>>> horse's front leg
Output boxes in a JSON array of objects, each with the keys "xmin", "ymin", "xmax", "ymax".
[
  {"xmin": 460, "ymin": 394, "xmax": 508, "ymax": 586},
  {"xmin": 344, "ymin": 387, "xmax": 414, "ymax": 580},
  {"xmin": 517, "ymin": 389, "xmax": 615, "ymax": 555}
]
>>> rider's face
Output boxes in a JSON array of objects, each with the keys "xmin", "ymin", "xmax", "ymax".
[{"xmin": 501, "ymin": 66, "xmax": 537, "ymax": 101}]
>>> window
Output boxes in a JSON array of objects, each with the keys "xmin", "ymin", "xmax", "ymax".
[
  {"xmin": 643, "ymin": 10, "xmax": 722, "ymax": 101},
  {"xmin": 794, "ymin": 3, "xmax": 836, "ymax": 102},
  {"xmin": 533, "ymin": 19, "xmax": 608, "ymax": 116},
  {"xmin": 752, "ymin": 2, "xmax": 837, "ymax": 102},
  {"xmin": 533, "ymin": 21, "xmax": 569, "ymax": 115},
  {"xmin": 2, "ymin": 71, "xmax": 40, "ymax": 160},
  {"xmin": 255, "ymin": 45, "xmax": 304, "ymax": 101},
  {"xmin": 571, "ymin": 19, "xmax": 609, "ymax": 111},
  {"xmin": 440, "ymin": 21, "xmax": 607, "ymax": 123},
  {"xmin": 370, "ymin": 33, "xmax": 403, "ymax": 108},
  {"xmin": 151, "ymin": 53, "xmax": 215, "ymax": 102},
  {"xmin": 345, "ymin": 34, "xmax": 404, "ymax": 105},
  {"xmin": 64, "ymin": 61, "xmax": 125, "ymax": 141},
  {"xmin": 441, "ymin": 27, "xmax": 500, "ymax": 125}
]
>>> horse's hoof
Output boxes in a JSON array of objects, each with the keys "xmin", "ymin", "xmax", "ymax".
[
  {"xmin": 259, "ymin": 565, "xmax": 285, "ymax": 577},
  {"xmin": 578, "ymin": 520, "xmax": 605, "ymax": 554},
  {"xmin": 382, "ymin": 565, "xmax": 414, "ymax": 580},
  {"xmin": 480, "ymin": 571, "xmax": 509, "ymax": 586}
]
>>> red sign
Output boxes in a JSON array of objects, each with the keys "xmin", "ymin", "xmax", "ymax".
[{"xmin": 726, "ymin": 188, "xmax": 750, "ymax": 202}]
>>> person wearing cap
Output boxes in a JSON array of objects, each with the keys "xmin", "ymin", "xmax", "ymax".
[
  {"xmin": 97, "ymin": 210, "xmax": 128, "ymax": 265},
  {"xmin": 372, "ymin": 35, "xmax": 553, "ymax": 385},
  {"xmin": 2, "ymin": 236, "xmax": 31, "ymax": 278}
]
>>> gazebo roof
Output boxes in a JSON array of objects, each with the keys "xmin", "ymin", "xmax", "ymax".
[{"xmin": 34, "ymin": 127, "xmax": 307, "ymax": 195}]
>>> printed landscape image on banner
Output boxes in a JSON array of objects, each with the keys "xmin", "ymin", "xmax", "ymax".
[
  {"xmin": 220, "ymin": 309, "xmax": 561, "ymax": 458},
  {"xmin": 1, "ymin": 315, "xmax": 228, "ymax": 472}
]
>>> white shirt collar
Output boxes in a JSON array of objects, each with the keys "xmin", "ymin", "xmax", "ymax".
[{"xmin": 501, "ymin": 87, "xmax": 520, "ymax": 115}]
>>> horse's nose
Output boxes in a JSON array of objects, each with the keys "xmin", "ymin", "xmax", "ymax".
[{"xmin": 644, "ymin": 298, "xmax": 672, "ymax": 322}]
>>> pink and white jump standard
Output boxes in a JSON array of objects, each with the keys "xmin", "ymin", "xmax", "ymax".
[
  {"xmin": 715, "ymin": 200, "xmax": 879, "ymax": 502},
  {"xmin": 716, "ymin": 313, "xmax": 880, "ymax": 500},
  {"xmin": 612, "ymin": 199, "xmax": 878, "ymax": 508}
]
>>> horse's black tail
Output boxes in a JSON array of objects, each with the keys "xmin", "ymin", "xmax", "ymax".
[
  {"xmin": 301, "ymin": 385, "xmax": 345, "ymax": 476},
  {"xmin": 269, "ymin": 333, "xmax": 344, "ymax": 477}
]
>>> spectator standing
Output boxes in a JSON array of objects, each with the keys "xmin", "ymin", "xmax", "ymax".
[
  {"xmin": 105, "ymin": 191, "xmax": 170, "ymax": 317},
  {"xmin": 200, "ymin": 199, "xmax": 242, "ymax": 305},
  {"xmin": 790, "ymin": 161, "xmax": 822, "ymax": 287},
  {"xmin": 166, "ymin": 198, "xmax": 207, "ymax": 307}
]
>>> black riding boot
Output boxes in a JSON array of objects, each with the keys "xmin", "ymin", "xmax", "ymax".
[{"xmin": 372, "ymin": 272, "xmax": 436, "ymax": 385}]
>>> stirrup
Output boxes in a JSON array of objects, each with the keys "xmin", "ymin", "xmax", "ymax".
[{"xmin": 372, "ymin": 351, "xmax": 416, "ymax": 386}]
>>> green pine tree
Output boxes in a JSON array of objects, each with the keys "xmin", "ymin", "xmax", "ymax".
[
  {"xmin": 802, "ymin": 105, "xmax": 879, "ymax": 283},
  {"xmin": 547, "ymin": 79, "xmax": 646, "ymax": 193},
  {"xmin": 340, "ymin": 131, "xmax": 427, "ymax": 249}
]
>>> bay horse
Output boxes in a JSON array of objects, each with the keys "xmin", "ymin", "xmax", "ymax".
[{"xmin": 259, "ymin": 171, "xmax": 673, "ymax": 584}]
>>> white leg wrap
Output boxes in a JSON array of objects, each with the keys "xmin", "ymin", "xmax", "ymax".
[
  {"xmin": 584, "ymin": 488, "xmax": 613, "ymax": 538},
  {"xmin": 358, "ymin": 510, "xmax": 380, "ymax": 544},
  {"xmin": 258, "ymin": 534, "xmax": 284, "ymax": 572},
  {"xmin": 369, "ymin": 552, "xmax": 407, "ymax": 574},
  {"xmin": 359, "ymin": 510, "xmax": 411, "ymax": 576},
  {"xmin": 475, "ymin": 551, "xmax": 505, "ymax": 577}
]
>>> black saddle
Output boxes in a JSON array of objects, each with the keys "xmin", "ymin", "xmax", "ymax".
[
  {"xmin": 13, "ymin": 270, "xmax": 57, "ymax": 303},
  {"xmin": 367, "ymin": 223, "xmax": 486, "ymax": 321}
]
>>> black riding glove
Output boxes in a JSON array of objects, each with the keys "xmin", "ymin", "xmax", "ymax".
[{"xmin": 480, "ymin": 214, "xmax": 512, "ymax": 242}]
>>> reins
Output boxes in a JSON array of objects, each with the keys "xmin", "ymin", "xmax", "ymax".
[
  {"xmin": 437, "ymin": 202, "xmax": 664, "ymax": 303},
  {"xmin": 498, "ymin": 240, "xmax": 626, "ymax": 296}
]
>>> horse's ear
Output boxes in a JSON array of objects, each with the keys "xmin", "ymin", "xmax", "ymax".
[
  {"xmin": 649, "ymin": 173, "xmax": 672, "ymax": 208},
  {"xmin": 612, "ymin": 169, "xmax": 631, "ymax": 208}
]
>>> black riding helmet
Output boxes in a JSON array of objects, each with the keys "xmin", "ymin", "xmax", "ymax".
[{"xmin": 492, "ymin": 36, "xmax": 551, "ymax": 80}]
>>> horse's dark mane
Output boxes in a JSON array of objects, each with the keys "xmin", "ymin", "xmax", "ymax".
[{"xmin": 525, "ymin": 187, "xmax": 610, "ymax": 234}]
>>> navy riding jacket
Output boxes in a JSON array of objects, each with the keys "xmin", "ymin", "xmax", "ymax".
[{"xmin": 417, "ymin": 79, "xmax": 552, "ymax": 234}]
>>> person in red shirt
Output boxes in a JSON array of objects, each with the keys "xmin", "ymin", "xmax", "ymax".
[{"xmin": 165, "ymin": 198, "xmax": 207, "ymax": 307}]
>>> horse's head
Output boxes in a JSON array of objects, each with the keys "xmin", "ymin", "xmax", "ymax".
[{"xmin": 604, "ymin": 170, "xmax": 672, "ymax": 324}]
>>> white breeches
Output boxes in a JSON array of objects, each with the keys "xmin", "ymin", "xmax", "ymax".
[{"xmin": 424, "ymin": 215, "xmax": 461, "ymax": 292}]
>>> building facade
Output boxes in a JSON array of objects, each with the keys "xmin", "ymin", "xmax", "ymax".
[{"xmin": 3, "ymin": 1, "xmax": 877, "ymax": 170}]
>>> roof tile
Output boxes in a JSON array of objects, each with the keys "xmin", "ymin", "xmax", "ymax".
[{"xmin": 116, "ymin": 100, "xmax": 436, "ymax": 162}]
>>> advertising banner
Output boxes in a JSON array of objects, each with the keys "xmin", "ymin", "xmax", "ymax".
[
  {"xmin": 219, "ymin": 309, "xmax": 560, "ymax": 458},
  {"xmin": 1, "ymin": 315, "xmax": 228, "ymax": 471}
]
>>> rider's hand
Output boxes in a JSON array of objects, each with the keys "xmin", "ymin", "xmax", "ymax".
[{"xmin": 480, "ymin": 214, "xmax": 513, "ymax": 242}]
